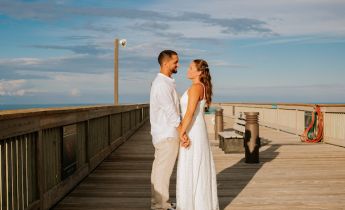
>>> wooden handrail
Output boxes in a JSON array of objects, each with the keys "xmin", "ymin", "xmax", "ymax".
[{"xmin": 0, "ymin": 104, "xmax": 150, "ymax": 210}]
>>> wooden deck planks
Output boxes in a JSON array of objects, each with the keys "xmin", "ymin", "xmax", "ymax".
[{"xmin": 52, "ymin": 122, "xmax": 345, "ymax": 210}]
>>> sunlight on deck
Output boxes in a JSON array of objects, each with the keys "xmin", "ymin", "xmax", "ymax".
[{"xmin": 52, "ymin": 121, "xmax": 345, "ymax": 210}]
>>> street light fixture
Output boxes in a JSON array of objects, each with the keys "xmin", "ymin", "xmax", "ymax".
[{"xmin": 114, "ymin": 38, "xmax": 127, "ymax": 105}]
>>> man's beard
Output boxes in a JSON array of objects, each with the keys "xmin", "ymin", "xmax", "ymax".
[{"xmin": 172, "ymin": 68, "xmax": 177, "ymax": 74}]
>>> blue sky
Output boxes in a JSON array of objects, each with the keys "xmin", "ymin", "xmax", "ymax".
[{"xmin": 0, "ymin": 0, "xmax": 345, "ymax": 104}]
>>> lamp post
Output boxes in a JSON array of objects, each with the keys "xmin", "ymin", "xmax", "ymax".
[{"xmin": 114, "ymin": 38, "xmax": 127, "ymax": 105}]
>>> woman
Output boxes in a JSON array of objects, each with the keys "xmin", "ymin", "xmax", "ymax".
[{"xmin": 176, "ymin": 59, "xmax": 219, "ymax": 210}]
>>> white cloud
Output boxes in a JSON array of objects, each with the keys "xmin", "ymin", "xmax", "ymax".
[
  {"xmin": 70, "ymin": 88, "xmax": 81, "ymax": 97},
  {"xmin": 149, "ymin": 0, "xmax": 345, "ymax": 37},
  {"xmin": 0, "ymin": 55, "xmax": 85, "ymax": 67},
  {"xmin": 163, "ymin": 21, "xmax": 227, "ymax": 39},
  {"xmin": 34, "ymin": 72, "xmax": 114, "ymax": 94},
  {"xmin": 0, "ymin": 79, "xmax": 43, "ymax": 96},
  {"xmin": 0, "ymin": 57, "xmax": 43, "ymax": 65},
  {"xmin": 213, "ymin": 83, "xmax": 345, "ymax": 103},
  {"xmin": 208, "ymin": 60, "xmax": 248, "ymax": 69}
]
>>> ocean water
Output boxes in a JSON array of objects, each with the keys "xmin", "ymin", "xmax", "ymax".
[
  {"xmin": 0, "ymin": 104, "xmax": 106, "ymax": 111},
  {"xmin": 1, "ymin": 102, "xmax": 344, "ymax": 112}
]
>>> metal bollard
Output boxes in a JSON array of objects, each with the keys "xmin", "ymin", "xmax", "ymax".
[
  {"xmin": 244, "ymin": 112, "xmax": 260, "ymax": 163},
  {"xmin": 215, "ymin": 108, "xmax": 224, "ymax": 143}
]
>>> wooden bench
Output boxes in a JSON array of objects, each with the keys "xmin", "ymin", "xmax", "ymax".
[{"xmin": 218, "ymin": 114, "xmax": 246, "ymax": 153}]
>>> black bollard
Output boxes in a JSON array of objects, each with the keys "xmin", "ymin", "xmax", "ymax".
[
  {"xmin": 244, "ymin": 112, "xmax": 260, "ymax": 163},
  {"xmin": 215, "ymin": 108, "xmax": 224, "ymax": 148}
]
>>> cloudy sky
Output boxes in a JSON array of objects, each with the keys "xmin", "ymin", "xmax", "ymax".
[{"xmin": 0, "ymin": 0, "xmax": 345, "ymax": 104}]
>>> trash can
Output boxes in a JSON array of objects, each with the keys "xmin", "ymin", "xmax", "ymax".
[{"xmin": 244, "ymin": 112, "xmax": 260, "ymax": 163}]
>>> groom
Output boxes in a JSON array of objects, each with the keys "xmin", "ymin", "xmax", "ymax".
[{"xmin": 150, "ymin": 50, "xmax": 187, "ymax": 210}]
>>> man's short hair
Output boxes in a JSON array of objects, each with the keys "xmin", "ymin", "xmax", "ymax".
[{"xmin": 158, "ymin": 50, "xmax": 178, "ymax": 66}]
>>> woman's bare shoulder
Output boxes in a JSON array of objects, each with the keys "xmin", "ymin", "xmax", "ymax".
[{"xmin": 187, "ymin": 83, "xmax": 203, "ymax": 98}]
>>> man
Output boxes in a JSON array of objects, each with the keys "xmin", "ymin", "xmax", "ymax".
[{"xmin": 150, "ymin": 50, "xmax": 187, "ymax": 210}]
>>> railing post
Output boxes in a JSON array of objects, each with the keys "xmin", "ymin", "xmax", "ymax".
[
  {"xmin": 108, "ymin": 115, "xmax": 111, "ymax": 146},
  {"xmin": 36, "ymin": 130, "xmax": 45, "ymax": 209},
  {"xmin": 85, "ymin": 120, "xmax": 90, "ymax": 166},
  {"xmin": 244, "ymin": 112, "xmax": 260, "ymax": 163},
  {"xmin": 215, "ymin": 108, "xmax": 224, "ymax": 140}
]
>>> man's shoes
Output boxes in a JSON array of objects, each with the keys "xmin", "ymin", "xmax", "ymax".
[
  {"xmin": 167, "ymin": 203, "xmax": 176, "ymax": 210},
  {"xmin": 166, "ymin": 202, "xmax": 176, "ymax": 209},
  {"xmin": 151, "ymin": 202, "xmax": 176, "ymax": 210}
]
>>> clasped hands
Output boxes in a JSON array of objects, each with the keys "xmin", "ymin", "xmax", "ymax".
[
  {"xmin": 177, "ymin": 125, "xmax": 190, "ymax": 148},
  {"xmin": 179, "ymin": 132, "xmax": 191, "ymax": 148}
]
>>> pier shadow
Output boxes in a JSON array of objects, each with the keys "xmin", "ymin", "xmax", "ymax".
[{"xmin": 217, "ymin": 143, "xmax": 280, "ymax": 209}]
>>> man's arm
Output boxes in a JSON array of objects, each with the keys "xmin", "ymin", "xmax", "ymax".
[{"xmin": 155, "ymin": 84, "xmax": 180, "ymax": 128}]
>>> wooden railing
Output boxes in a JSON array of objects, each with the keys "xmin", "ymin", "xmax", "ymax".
[
  {"xmin": 1, "ymin": 102, "xmax": 344, "ymax": 210},
  {"xmin": 212, "ymin": 103, "xmax": 345, "ymax": 147},
  {"xmin": 0, "ymin": 104, "xmax": 149, "ymax": 210}
]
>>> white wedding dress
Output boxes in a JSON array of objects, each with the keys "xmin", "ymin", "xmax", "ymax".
[{"xmin": 176, "ymin": 86, "xmax": 219, "ymax": 210}]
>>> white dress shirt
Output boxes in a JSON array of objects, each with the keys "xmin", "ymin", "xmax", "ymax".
[{"xmin": 150, "ymin": 73, "xmax": 181, "ymax": 145}]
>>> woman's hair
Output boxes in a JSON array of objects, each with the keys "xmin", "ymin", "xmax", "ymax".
[{"xmin": 193, "ymin": 59, "xmax": 212, "ymax": 108}]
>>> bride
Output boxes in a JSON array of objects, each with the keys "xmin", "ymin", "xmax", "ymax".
[{"xmin": 176, "ymin": 59, "xmax": 219, "ymax": 210}]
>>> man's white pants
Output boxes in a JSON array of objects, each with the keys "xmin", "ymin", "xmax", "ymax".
[{"xmin": 151, "ymin": 137, "xmax": 179, "ymax": 210}]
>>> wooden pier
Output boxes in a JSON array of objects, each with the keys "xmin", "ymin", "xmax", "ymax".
[
  {"xmin": 1, "ymin": 103, "xmax": 345, "ymax": 210},
  {"xmin": 52, "ymin": 121, "xmax": 345, "ymax": 210}
]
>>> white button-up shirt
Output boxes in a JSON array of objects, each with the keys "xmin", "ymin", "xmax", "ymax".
[{"xmin": 150, "ymin": 73, "xmax": 181, "ymax": 145}]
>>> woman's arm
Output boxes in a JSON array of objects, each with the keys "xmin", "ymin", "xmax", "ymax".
[{"xmin": 179, "ymin": 84, "xmax": 204, "ymax": 144}]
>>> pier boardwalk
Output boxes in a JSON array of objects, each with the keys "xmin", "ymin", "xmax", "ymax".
[{"xmin": 52, "ymin": 121, "xmax": 345, "ymax": 210}]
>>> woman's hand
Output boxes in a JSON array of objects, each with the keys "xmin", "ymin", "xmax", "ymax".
[
  {"xmin": 178, "ymin": 124, "xmax": 191, "ymax": 148},
  {"xmin": 179, "ymin": 132, "xmax": 191, "ymax": 148}
]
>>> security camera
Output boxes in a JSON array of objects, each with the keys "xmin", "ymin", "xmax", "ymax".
[{"xmin": 119, "ymin": 39, "xmax": 127, "ymax": 47}]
